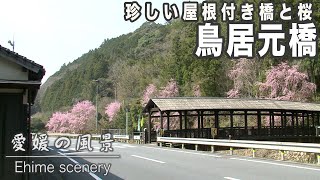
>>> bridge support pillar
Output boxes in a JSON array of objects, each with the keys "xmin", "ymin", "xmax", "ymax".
[
  {"xmin": 317, "ymin": 154, "xmax": 320, "ymax": 165},
  {"xmin": 230, "ymin": 147, "xmax": 233, "ymax": 155},
  {"xmin": 280, "ymin": 150, "xmax": 285, "ymax": 161},
  {"xmin": 195, "ymin": 145, "xmax": 198, "ymax": 151},
  {"xmin": 182, "ymin": 144, "xmax": 185, "ymax": 149},
  {"xmin": 159, "ymin": 142, "xmax": 162, "ymax": 147},
  {"xmin": 252, "ymin": 148, "xmax": 256, "ymax": 158},
  {"xmin": 211, "ymin": 145, "xmax": 215, "ymax": 153}
]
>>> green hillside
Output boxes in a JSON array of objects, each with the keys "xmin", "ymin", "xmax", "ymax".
[
  {"xmin": 38, "ymin": 21, "xmax": 226, "ymax": 113},
  {"xmin": 37, "ymin": 0, "xmax": 320, "ymax": 117}
]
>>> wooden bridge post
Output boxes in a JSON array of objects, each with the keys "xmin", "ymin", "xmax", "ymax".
[
  {"xmin": 179, "ymin": 111, "xmax": 182, "ymax": 130},
  {"xmin": 230, "ymin": 111, "xmax": 234, "ymax": 137},
  {"xmin": 201, "ymin": 111, "xmax": 204, "ymax": 129},
  {"xmin": 200, "ymin": 111, "xmax": 204, "ymax": 137},
  {"xmin": 160, "ymin": 111, "xmax": 163, "ymax": 130},
  {"xmin": 148, "ymin": 111, "xmax": 151, "ymax": 143},
  {"xmin": 197, "ymin": 111, "xmax": 200, "ymax": 137},
  {"xmin": 215, "ymin": 111, "xmax": 219, "ymax": 128},
  {"xmin": 167, "ymin": 111, "xmax": 170, "ymax": 131},
  {"xmin": 307, "ymin": 113, "xmax": 310, "ymax": 136},
  {"xmin": 184, "ymin": 111, "xmax": 188, "ymax": 137},
  {"xmin": 257, "ymin": 111, "xmax": 261, "ymax": 136},
  {"xmin": 184, "ymin": 111, "xmax": 187, "ymax": 129},
  {"xmin": 244, "ymin": 110, "xmax": 248, "ymax": 137}
]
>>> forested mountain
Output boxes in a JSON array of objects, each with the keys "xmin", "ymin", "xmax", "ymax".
[
  {"xmin": 36, "ymin": 0, "xmax": 320, "ymax": 117},
  {"xmin": 37, "ymin": 21, "xmax": 227, "ymax": 113}
]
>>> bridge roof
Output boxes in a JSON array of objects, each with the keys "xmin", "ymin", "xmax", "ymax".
[{"xmin": 143, "ymin": 97, "xmax": 320, "ymax": 113}]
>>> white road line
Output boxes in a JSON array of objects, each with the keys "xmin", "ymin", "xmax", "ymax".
[
  {"xmin": 131, "ymin": 155, "xmax": 166, "ymax": 164},
  {"xmin": 230, "ymin": 157, "xmax": 320, "ymax": 172},
  {"xmin": 59, "ymin": 149, "xmax": 69, "ymax": 152},
  {"xmin": 57, "ymin": 151, "xmax": 102, "ymax": 180},
  {"xmin": 142, "ymin": 146, "xmax": 221, "ymax": 158},
  {"xmin": 224, "ymin": 177, "xmax": 240, "ymax": 180}
]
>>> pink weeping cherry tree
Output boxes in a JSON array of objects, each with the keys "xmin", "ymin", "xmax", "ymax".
[
  {"xmin": 258, "ymin": 62, "xmax": 316, "ymax": 126},
  {"xmin": 105, "ymin": 101, "xmax": 121, "ymax": 122},
  {"xmin": 258, "ymin": 62, "xmax": 316, "ymax": 102},
  {"xmin": 46, "ymin": 112, "xmax": 70, "ymax": 133},
  {"xmin": 46, "ymin": 100, "xmax": 95, "ymax": 133},
  {"xmin": 68, "ymin": 100, "xmax": 96, "ymax": 133},
  {"xmin": 141, "ymin": 84, "xmax": 157, "ymax": 106},
  {"xmin": 158, "ymin": 79, "xmax": 179, "ymax": 98},
  {"xmin": 142, "ymin": 79, "xmax": 180, "ymax": 130}
]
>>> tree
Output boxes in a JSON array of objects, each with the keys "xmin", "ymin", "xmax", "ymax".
[
  {"xmin": 158, "ymin": 79, "xmax": 179, "ymax": 98},
  {"xmin": 141, "ymin": 79, "xmax": 180, "ymax": 130},
  {"xmin": 141, "ymin": 84, "xmax": 157, "ymax": 106},
  {"xmin": 258, "ymin": 62, "xmax": 317, "ymax": 126},
  {"xmin": 105, "ymin": 101, "xmax": 121, "ymax": 121},
  {"xmin": 69, "ymin": 100, "xmax": 96, "ymax": 133},
  {"xmin": 141, "ymin": 79, "xmax": 179, "ymax": 104},
  {"xmin": 46, "ymin": 100, "xmax": 95, "ymax": 133},
  {"xmin": 46, "ymin": 112, "xmax": 71, "ymax": 133},
  {"xmin": 193, "ymin": 84, "xmax": 201, "ymax": 97},
  {"xmin": 258, "ymin": 62, "xmax": 316, "ymax": 102},
  {"xmin": 227, "ymin": 59, "xmax": 259, "ymax": 98}
]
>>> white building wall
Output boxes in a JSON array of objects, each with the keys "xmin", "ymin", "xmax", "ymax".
[
  {"xmin": 0, "ymin": 57, "xmax": 30, "ymax": 104},
  {"xmin": 0, "ymin": 57, "xmax": 28, "ymax": 80}
]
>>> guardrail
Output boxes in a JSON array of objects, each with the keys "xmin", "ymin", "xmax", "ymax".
[
  {"xmin": 157, "ymin": 137, "xmax": 320, "ymax": 164},
  {"xmin": 113, "ymin": 135, "xmax": 130, "ymax": 142}
]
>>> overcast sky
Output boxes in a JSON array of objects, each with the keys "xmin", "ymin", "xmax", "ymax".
[{"xmin": 0, "ymin": 0, "xmax": 193, "ymax": 82}]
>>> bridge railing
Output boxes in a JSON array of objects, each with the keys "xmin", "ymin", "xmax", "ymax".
[
  {"xmin": 157, "ymin": 136, "xmax": 320, "ymax": 164},
  {"xmin": 163, "ymin": 128, "xmax": 212, "ymax": 139},
  {"xmin": 217, "ymin": 126, "xmax": 317, "ymax": 139}
]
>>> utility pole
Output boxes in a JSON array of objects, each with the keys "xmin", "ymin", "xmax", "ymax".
[
  {"xmin": 96, "ymin": 85, "xmax": 98, "ymax": 132},
  {"xmin": 126, "ymin": 108, "xmax": 129, "ymax": 135},
  {"xmin": 124, "ymin": 99, "xmax": 130, "ymax": 135},
  {"xmin": 137, "ymin": 114, "xmax": 141, "ymax": 132},
  {"xmin": 114, "ymin": 83, "xmax": 117, "ymax": 101}
]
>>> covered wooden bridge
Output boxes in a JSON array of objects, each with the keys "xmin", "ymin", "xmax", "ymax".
[{"xmin": 143, "ymin": 98, "xmax": 320, "ymax": 143}]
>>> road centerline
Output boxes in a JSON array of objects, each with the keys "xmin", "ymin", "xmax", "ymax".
[
  {"xmin": 131, "ymin": 155, "xmax": 166, "ymax": 164},
  {"xmin": 141, "ymin": 146, "xmax": 221, "ymax": 158},
  {"xmin": 230, "ymin": 157, "xmax": 320, "ymax": 172},
  {"xmin": 224, "ymin": 177, "xmax": 240, "ymax": 180}
]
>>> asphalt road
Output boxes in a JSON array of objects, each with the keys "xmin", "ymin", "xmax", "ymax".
[{"xmin": 26, "ymin": 137, "xmax": 320, "ymax": 180}]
